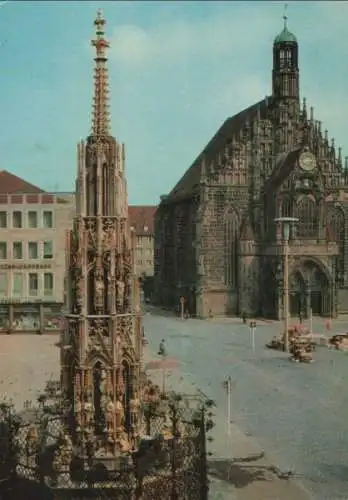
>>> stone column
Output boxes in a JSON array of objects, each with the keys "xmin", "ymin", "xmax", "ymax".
[
  {"xmin": 9, "ymin": 305, "xmax": 14, "ymax": 334},
  {"xmin": 306, "ymin": 283, "xmax": 311, "ymax": 320},
  {"xmin": 39, "ymin": 303, "xmax": 44, "ymax": 335}
]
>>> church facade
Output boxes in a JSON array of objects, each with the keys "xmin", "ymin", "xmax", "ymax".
[{"xmin": 154, "ymin": 21, "xmax": 348, "ymax": 319}]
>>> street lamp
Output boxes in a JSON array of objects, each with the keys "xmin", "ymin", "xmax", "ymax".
[{"xmin": 274, "ymin": 217, "xmax": 298, "ymax": 352}]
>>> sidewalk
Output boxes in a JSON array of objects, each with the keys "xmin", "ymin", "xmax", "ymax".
[{"xmin": 143, "ymin": 347, "xmax": 313, "ymax": 500}]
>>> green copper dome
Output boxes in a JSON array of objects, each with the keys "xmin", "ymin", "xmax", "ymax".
[{"xmin": 274, "ymin": 26, "xmax": 297, "ymax": 45}]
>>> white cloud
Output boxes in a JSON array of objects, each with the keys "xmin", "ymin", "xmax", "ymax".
[
  {"xmin": 109, "ymin": 10, "xmax": 276, "ymax": 68},
  {"xmin": 214, "ymin": 76, "xmax": 269, "ymax": 115},
  {"xmin": 110, "ymin": 25, "xmax": 152, "ymax": 66}
]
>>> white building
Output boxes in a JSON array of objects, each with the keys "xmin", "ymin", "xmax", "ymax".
[{"xmin": 0, "ymin": 170, "xmax": 75, "ymax": 333}]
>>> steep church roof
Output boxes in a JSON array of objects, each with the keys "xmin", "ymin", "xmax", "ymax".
[{"xmin": 166, "ymin": 97, "xmax": 270, "ymax": 202}]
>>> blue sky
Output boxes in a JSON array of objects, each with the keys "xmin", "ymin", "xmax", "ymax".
[{"xmin": 0, "ymin": 1, "xmax": 347, "ymax": 204}]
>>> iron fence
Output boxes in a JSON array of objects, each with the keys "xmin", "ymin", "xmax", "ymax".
[{"xmin": 0, "ymin": 392, "xmax": 214, "ymax": 500}]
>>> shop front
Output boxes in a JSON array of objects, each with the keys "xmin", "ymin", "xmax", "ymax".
[{"xmin": 0, "ymin": 302, "xmax": 63, "ymax": 334}]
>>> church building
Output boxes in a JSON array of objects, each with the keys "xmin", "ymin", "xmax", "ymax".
[{"xmin": 154, "ymin": 19, "xmax": 348, "ymax": 319}]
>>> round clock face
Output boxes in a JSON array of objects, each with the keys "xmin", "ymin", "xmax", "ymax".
[{"xmin": 299, "ymin": 151, "xmax": 316, "ymax": 171}]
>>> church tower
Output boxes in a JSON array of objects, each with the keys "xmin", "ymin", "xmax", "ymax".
[
  {"xmin": 271, "ymin": 13, "xmax": 300, "ymax": 152},
  {"xmin": 61, "ymin": 10, "xmax": 142, "ymax": 455},
  {"xmin": 272, "ymin": 14, "xmax": 299, "ymax": 101}
]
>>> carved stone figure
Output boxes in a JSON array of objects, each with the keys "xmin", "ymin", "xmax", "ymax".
[
  {"xmin": 117, "ymin": 430, "xmax": 130, "ymax": 452},
  {"xmin": 95, "ymin": 268, "xmax": 104, "ymax": 310},
  {"xmin": 74, "ymin": 400, "xmax": 82, "ymax": 431},
  {"xmin": 129, "ymin": 391, "xmax": 140, "ymax": 430},
  {"xmin": 105, "ymin": 398, "xmax": 115, "ymax": 434},
  {"xmin": 115, "ymin": 397, "xmax": 125, "ymax": 430},
  {"xmin": 26, "ymin": 424, "xmax": 38, "ymax": 455},
  {"xmin": 116, "ymin": 279, "xmax": 125, "ymax": 310},
  {"xmin": 83, "ymin": 400, "xmax": 94, "ymax": 429}
]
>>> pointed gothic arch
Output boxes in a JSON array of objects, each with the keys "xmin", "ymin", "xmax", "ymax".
[
  {"xmin": 297, "ymin": 196, "xmax": 318, "ymax": 238},
  {"xmin": 224, "ymin": 209, "xmax": 239, "ymax": 287}
]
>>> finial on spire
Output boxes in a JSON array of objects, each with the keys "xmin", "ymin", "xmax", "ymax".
[
  {"xmin": 283, "ymin": 3, "xmax": 288, "ymax": 29},
  {"xmin": 91, "ymin": 10, "xmax": 110, "ymax": 136}
]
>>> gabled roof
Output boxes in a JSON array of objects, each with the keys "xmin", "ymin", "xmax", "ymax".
[
  {"xmin": 0, "ymin": 170, "xmax": 44, "ymax": 194},
  {"xmin": 166, "ymin": 97, "xmax": 271, "ymax": 202},
  {"xmin": 128, "ymin": 205, "xmax": 157, "ymax": 236}
]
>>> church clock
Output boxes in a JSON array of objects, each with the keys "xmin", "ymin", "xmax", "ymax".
[{"xmin": 299, "ymin": 151, "xmax": 316, "ymax": 172}]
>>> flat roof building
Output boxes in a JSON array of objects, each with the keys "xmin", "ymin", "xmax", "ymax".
[{"xmin": 0, "ymin": 171, "xmax": 75, "ymax": 333}]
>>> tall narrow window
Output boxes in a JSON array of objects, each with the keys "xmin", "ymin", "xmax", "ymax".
[
  {"xmin": 43, "ymin": 211, "xmax": 53, "ymax": 228},
  {"xmin": 280, "ymin": 196, "xmax": 292, "ymax": 218},
  {"xmin": 44, "ymin": 273, "xmax": 54, "ymax": 296},
  {"xmin": 43, "ymin": 241, "xmax": 53, "ymax": 259},
  {"xmin": 0, "ymin": 212, "xmax": 7, "ymax": 228},
  {"xmin": 224, "ymin": 211, "xmax": 239, "ymax": 287},
  {"xmin": 0, "ymin": 272, "xmax": 7, "ymax": 297},
  {"xmin": 297, "ymin": 197, "xmax": 318, "ymax": 238},
  {"xmin": 12, "ymin": 273, "xmax": 23, "ymax": 296},
  {"xmin": 28, "ymin": 211, "xmax": 38, "ymax": 228},
  {"xmin": 28, "ymin": 242, "xmax": 38, "ymax": 259},
  {"xmin": 13, "ymin": 242, "xmax": 23, "ymax": 259},
  {"xmin": 12, "ymin": 211, "xmax": 22, "ymax": 228},
  {"xmin": 28, "ymin": 273, "xmax": 38, "ymax": 296},
  {"xmin": 0, "ymin": 242, "xmax": 7, "ymax": 259},
  {"xmin": 329, "ymin": 206, "xmax": 345, "ymax": 287}
]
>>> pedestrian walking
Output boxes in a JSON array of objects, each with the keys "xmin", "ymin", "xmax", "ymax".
[{"xmin": 158, "ymin": 339, "xmax": 167, "ymax": 357}]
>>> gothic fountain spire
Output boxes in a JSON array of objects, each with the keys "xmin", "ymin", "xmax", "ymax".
[
  {"xmin": 91, "ymin": 9, "xmax": 110, "ymax": 136},
  {"xmin": 62, "ymin": 11, "xmax": 142, "ymax": 458}
]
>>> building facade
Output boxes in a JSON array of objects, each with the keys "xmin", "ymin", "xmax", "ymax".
[
  {"xmin": 128, "ymin": 205, "xmax": 156, "ymax": 277},
  {"xmin": 0, "ymin": 174, "xmax": 75, "ymax": 333},
  {"xmin": 155, "ymin": 21, "xmax": 348, "ymax": 319}
]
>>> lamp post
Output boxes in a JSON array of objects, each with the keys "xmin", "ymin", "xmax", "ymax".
[{"xmin": 274, "ymin": 217, "xmax": 298, "ymax": 352}]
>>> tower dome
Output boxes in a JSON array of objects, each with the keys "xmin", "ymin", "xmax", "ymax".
[{"xmin": 274, "ymin": 25, "xmax": 297, "ymax": 45}]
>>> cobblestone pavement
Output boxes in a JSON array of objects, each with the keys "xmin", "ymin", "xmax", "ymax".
[
  {"xmin": 144, "ymin": 309, "xmax": 348, "ymax": 500},
  {"xmin": 0, "ymin": 334, "xmax": 60, "ymax": 409}
]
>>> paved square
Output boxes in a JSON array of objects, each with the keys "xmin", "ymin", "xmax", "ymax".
[
  {"xmin": 0, "ymin": 334, "xmax": 60, "ymax": 410},
  {"xmin": 2, "ymin": 313, "xmax": 348, "ymax": 499},
  {"xmin": 144, "ymin": 310, "xmax": 348, "ymax": 500}
]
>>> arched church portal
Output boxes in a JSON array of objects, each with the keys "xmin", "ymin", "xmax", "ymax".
[{"xmin": 289, "ymin": 260, "xmax": 332, "ymax": 317}]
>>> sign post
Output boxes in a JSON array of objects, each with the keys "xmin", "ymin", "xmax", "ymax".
[
  {"xmin": 180, "ymin": 296, "xmax": 185, "ymax": 320},
  {"xmin": 309, "ymin": 307, "xmax": 313, "ymax": 341},
  {"xmin": 223, "ymin": 376, "xmax": 232, "ymax": 436},
  {"xmin": 249, "ymin": 321, "xmax": 256, "ymax": 352}
]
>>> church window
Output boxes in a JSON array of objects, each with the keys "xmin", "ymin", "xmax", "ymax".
[
  {"xmin": 280, "ymin": 196, "xmax": 292, "ymax": 217},
  {"xmin": 224, "ymin": 211, "xmax": 238, "ymax": 287},
  {"xmin": 279, "ymin": 49, "xmax": 285, "ymax": 68},
  {"xmin": 297, "ymin": 196, "xmax": 318, "ymax": 238},
  {"xmin": 328, "ymin": 206, "xmax": 345, "ymax": 287}
]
